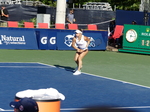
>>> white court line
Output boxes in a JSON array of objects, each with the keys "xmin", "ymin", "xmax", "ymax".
[
  {"xmin": 61, "ymin": 106, "xmax": 150, "ymax": 110},
  {"xmin": 1, "ymin": 106, "xmax": 150, "ymax": 111},
  {"xmin": 1, "ymin": 62, "xmax": 150, "ymax": 111},
  {"xmin": 0, "ymin": 66, "xmax": 53, "ymax": 68},
  {"xmin": 0, "ymin": 62, "xmax": 38, "ymax": 64},
  {"xmin": 37, "ymin": 62, "xmax": 56, "ymax": 68},
  {"xmin": 0, "ymin": 62, "xmax": 55, "ymax": 68},
  {"xmin": 38, "ymin": 62, "xmax": 150, "ymax": 89},
  {"xmin": 37, "ymin": 63, "xmax": 150, "ymax": 110},
  {"xmin": 82, "ymin": 71, "xmax": 150, "ymax": 89}
]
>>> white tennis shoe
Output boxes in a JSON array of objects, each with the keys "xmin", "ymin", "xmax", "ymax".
[{"xmin": 73, "ymin": 70, "xmax": 81, "ymax": 75}]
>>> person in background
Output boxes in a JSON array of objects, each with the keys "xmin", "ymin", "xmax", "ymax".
[
  {"xmin": 72, "ymin": 29, "xmax": 90, "ymax": 75},
  {"xmin": 108, "ymin": 19, "xmax": 116, "ymax": 46},
  {"xmin": 9, "ymin": 98, "xmax": 39, "ymax": 112},
  {"xmin": 0, "ymin": 5, "xmax": 9, "ymax": 27},
  {"xmin": 109, "ymin": 19, "xmax": 116, "ymax": 32},
  {"xmin": 132, "ymin": 20, "xmax": 137, "ymax": 25},
  {"xmin": 66, "ymin": 9, "xmax": 76, "ymax": 24}
]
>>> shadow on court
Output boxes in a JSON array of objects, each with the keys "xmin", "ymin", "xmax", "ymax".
[{"xmin": 54, "ymin": 64, "xmax": 74, "ymax": 72}]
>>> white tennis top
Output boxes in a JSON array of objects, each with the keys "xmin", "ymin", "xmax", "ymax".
[{"xmin": 76, "ymin": 35, "xmax": 88, "ymax": 50}]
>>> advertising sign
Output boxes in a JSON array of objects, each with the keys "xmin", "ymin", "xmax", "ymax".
[
  {"xmin": 0, "ymin": 28, "xmax": 38, "ymax": 49},
  {"xmin": 37, "ymin": 29, "xmax": 57, "ymax": 50},
  {"xmin": 57, "ymin": 31, "xmax": 108, "ymax": 50},
  {"xmin": 0, "ymin": 28, "xmax": 108, "ymax": 51}
]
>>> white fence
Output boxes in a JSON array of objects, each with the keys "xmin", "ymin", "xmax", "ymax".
[
  {"xmin": 0, "ymin": 0, "xmax": 21, "ymax": 4},
  {"xmin": 83, "ymin": 2, "xmax": 112, "ymax": 11}
]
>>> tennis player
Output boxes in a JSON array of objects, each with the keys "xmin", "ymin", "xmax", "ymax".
[{"xmin": 72, "ymin": 29, "xmax": 90, "ymax": 75}]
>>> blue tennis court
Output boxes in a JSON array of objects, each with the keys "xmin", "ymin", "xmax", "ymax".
[{"xmin": 0, "ymin": 62, "xmax": 150, "ymax": 112}]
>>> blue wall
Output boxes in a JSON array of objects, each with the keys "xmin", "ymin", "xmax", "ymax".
[{"xmin": 116, "ymin": 10, "xmax": 150, "ymax": 26}]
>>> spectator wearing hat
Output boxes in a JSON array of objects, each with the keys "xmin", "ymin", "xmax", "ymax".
[
  {"xmin": 9, "ymin": 98, "xmax": 39, "ymax": 112},
  {"xmin": 0, "ymin": 5, "xmax": 9, "ymax": 27}
]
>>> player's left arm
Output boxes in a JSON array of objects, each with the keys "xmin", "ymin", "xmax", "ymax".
[{"xmin": 84, "ymin": 36, "xmax": 90, "ymax": 48}]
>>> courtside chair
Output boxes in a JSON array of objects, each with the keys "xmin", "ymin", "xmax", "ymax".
[
  {"xmin": 38, "ymin": 23, "xmax": 49, "ymax": 28},
  {"xmin": 112, "ymin": 25, "xmax": 124, "ymax": 40},
  {"xmin": 68, "ymin": 24, "xmax": 78, "ymax": 30},
  {"xmin": 87, "ymin": 24, "xmax": 97, "ymax": 30},
  {"xmin": 24, "ymin": 22, "xmax": 34, "ymax": 28},
  {"xmin": 55, "ymin": 23, "xmax": 65, "ymax": 29},
  {"xmin": 7, "ymin": 21, "xmax": 18, "ymax": 27},
  {"xmin": 111, "ymin": 25, "xmax": 124, "ymax": 48}
]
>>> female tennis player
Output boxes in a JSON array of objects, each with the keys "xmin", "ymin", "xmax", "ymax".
[{"xmin": 72, "ymin": 29, "xmax": 90, "ymax": 75}]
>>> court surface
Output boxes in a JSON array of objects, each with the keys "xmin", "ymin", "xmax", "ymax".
[{"xmin": 0, "ymin": 62, "xmax": 150, "ymax": 112}]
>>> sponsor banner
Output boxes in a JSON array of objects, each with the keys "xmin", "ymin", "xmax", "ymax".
[
  {"xmin": 48, "ymin": 31, "xmax": 57, "ymax": 50},
  {"xmin": 36, "ymin": 30, "xmax": 48, "ymax": 50},
  {"xmin": 0, "ymin": 28, "xmax": 38, "ymax": 49},
  {"xmin": 37, "ymin": 29, "xmax": 57, "ymax": 50},
  {"xmin": 57, "ymin": 31, "xmax": 108, "ymax": 50},
  {"xmin": 0, "ymin": 28, "xmax": 107, "ymax": 50}
]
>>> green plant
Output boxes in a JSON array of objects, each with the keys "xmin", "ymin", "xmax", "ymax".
[
  {"xmin": 18, "ymin": 17, "xmax": 37, "ymax": 28},
  {"xmin": 30, "ymin": 17, "xmax": 37, "ymax": 26},
  {"xmin": 18, "ymin": 20, "xmax": 26, "ymax": 28}
]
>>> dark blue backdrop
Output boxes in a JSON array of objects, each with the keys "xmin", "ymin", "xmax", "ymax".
[{"xmin": 116, "ymin": 10, "xmax": 150, "ymax": 26}]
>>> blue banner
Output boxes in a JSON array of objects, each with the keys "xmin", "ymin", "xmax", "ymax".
[
  {"xmin": 0, "ymin": 28, "xmax": 108, "ymax": 50},
  {"xmin": 48, "ymin": 31, "xmax": 57, "ymax": 50},
  {"xmin": 57, "ymin": 30, "xmax": 108, "ymax": 50},
  {"xmin": 0, "ymin": 28, "xmax": 38, "ymax": 49},
  {"xmin": 57, "ymin": 31, "xmax": 74, "ymax": 50},
  {"xmin": 36, "ymin": 30, "xmax": 48, "ymax": 50},
  {"xmin": 36, "ymin": 29, "xmax": 57, "ymax": 50}
]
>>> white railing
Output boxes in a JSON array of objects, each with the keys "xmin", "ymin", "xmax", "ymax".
[
  {"xmin": 82, "ymin": 2, "xmax": 112, "ymax": 11},
  {"xmin": 0, "ymin": 0, "xmax": 21, "ymax": 4}
]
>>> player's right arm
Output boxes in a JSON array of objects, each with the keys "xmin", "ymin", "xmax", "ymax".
[
  {"xmin": 72, "ymin": 37, "xmax": 77, "ymax": 49},
  {"xmin": 72, "ymin": 37, "xmax": 83, "ymax": 53}
]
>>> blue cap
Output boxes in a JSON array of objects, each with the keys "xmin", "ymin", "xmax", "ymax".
[{"xmin": 10, "ymin": 98, "xmax": 39, "ymax": 112}]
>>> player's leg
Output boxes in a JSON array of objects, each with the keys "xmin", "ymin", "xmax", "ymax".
[
  {"xmin": 77, "ymin": 50, "xmax": 88, "ymax": 71},
  {"xmin": 74, "ymin": 52, "xmax": 80, "ymax": 70}
]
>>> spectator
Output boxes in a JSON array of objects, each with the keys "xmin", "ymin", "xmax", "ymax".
[
  {"xmin": 108, "ymin": 19, "xmax": 116, "ymax": 46},
  {"xmin": 9, "ymin": 98, "xmax": 39, "ymax": 112},
  {"xmin": 109, "ymin": 19, "xmax": 116, "ymax": 32},
  {"xmin": 0, "ymin": 5, "xmax": 9, "ymax": 27},
  {"xmin": 66, "ymin": 9, "xmax": 76, "ymax": 24},
  {"xmin": 132, "ymin": 20, "xmax": 137, "ymax": 25}
]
